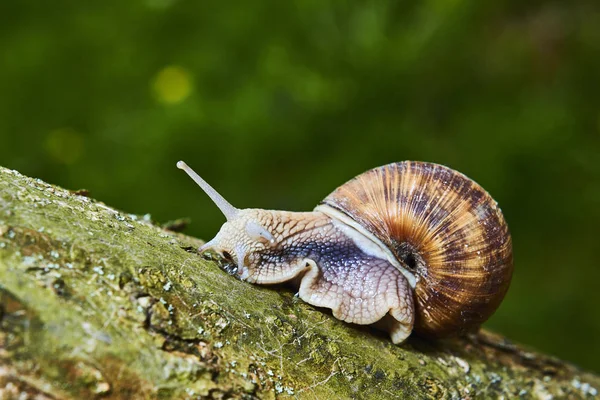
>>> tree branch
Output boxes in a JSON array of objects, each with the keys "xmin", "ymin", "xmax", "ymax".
[{"xmin": 0, "ymin": 166, "xmax": 598, "ymax": 399}]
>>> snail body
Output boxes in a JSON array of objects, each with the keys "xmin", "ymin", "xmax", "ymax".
[{"xmin": 177, "ymin": 161, "xmax": 513, "ymax": 343}]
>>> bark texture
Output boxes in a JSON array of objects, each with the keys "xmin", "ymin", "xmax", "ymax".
[{"xmin": 0, "ymin": 166, "xmax": 598, "ymax": 399}]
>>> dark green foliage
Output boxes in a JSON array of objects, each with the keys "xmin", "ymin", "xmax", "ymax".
[{"xmin": 0, "ymin": 0, "xmax": 598, "ymax": 372}]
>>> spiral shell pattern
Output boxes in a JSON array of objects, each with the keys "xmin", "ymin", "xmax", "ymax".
[{"xmin": 320, "ymin": 161, "xmax": 513, "ymax": 337}]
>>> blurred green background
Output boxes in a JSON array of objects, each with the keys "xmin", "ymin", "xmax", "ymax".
[{"xmin": 1, "ymin": 1, "xmax": 599, "ymax": 372}]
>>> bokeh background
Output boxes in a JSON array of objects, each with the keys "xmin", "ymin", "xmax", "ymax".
[{"xmin": 1, "ymin": 1, "xmax": 599, "ymax": 372}]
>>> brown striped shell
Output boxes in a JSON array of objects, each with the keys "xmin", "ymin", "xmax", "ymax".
[{"xmin": 320, "ymin": 161, "xmax": 513, "ymax": 337}]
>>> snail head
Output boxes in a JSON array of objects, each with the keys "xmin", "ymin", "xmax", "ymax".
[{"xmin": 177, "ymin": 161, "xmax": 277, "ymax": 280}]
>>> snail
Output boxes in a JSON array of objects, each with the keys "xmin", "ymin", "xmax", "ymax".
[{"xmin": 177, "ymin": 161, "xmax": 513, "ymax": 343}]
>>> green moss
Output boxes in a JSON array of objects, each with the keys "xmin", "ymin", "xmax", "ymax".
[{"xmin": 1, "ymin": 166, "xmax": 599, "ymax": 399}]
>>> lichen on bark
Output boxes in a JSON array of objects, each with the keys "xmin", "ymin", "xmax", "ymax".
[{"xmin": 0, "ymin": 166, "xmax": 598, "ymax": 399}]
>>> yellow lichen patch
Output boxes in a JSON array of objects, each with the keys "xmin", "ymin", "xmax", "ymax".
[{"xmin": 151, "ymin": 65, "xmax": 193, "ymax": 105}]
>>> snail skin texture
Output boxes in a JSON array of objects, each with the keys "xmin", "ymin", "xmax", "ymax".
[{"xmin": 177, "ymin": 161, "xmax": 513, "ymax": 343}]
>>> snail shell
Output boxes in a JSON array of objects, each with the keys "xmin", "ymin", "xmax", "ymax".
[{"xmin": 320, "ymin": 161, "xmax": 513, "ymax": 337}]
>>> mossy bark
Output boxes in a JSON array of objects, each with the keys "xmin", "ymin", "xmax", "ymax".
[{"xmin": 0, "ymin": 166, "xmax": 598, "ymax": 400}]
